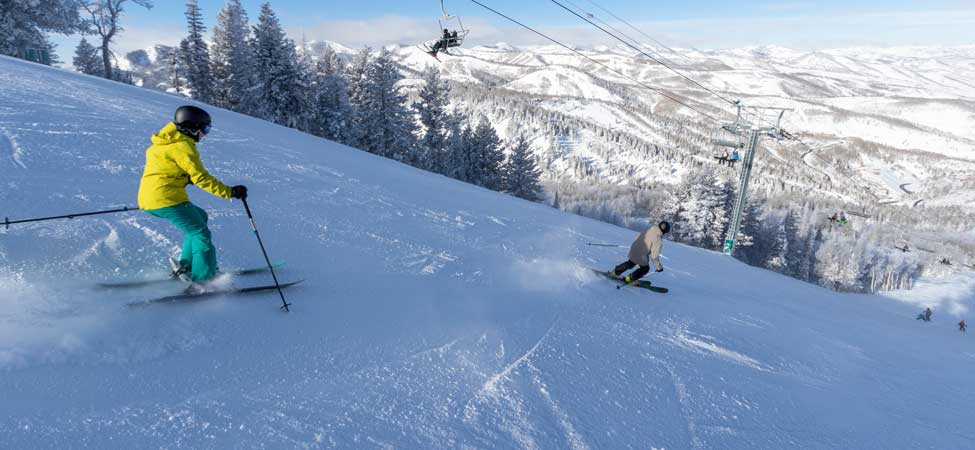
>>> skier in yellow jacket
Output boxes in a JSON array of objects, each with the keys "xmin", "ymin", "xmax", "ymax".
[
  {"xmin": 610, "ymin": 221, "xmax": 669, "ymax": 285},
  {"xmin": 138, "ymin": 106, "xmax": 247, "ymax": 284}
]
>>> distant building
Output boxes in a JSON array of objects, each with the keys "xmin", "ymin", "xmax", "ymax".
[{"xmin": 15, "ymin": 43, "xmax": 52, "ymax": 65}]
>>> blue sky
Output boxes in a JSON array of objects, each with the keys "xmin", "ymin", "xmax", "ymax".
[{"xmin": 51, "ymin": 0, "xmax": 975, "ymax": 62}]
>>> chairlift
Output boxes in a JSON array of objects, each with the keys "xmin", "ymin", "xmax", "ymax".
[
  {"xmin": 711, "ymin": 100, "xmax": 745, "ymax": 167},
  {"xmin": 421, "ymin": 0, "xmax": 470, "ymax": 59}
]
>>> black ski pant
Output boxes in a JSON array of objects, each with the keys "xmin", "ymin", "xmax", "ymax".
[{"xmin": 614, "ymin": 260, "xmax": 650, "ymax": 281}]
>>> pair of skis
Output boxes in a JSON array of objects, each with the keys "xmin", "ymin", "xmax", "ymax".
[
  {"xmin": 100, "ymin": 262, "xmax": 303, "ymax": 307},
  {"xmin": 590, "ymin": 269, "xmax": 668, "ymax": 294}
]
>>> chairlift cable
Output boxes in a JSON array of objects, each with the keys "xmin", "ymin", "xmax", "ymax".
[
  {"xmin": 582, "ymin": 0, "xmax": 689, "ymax": 62},
  {"xmin": 561, "ymin": 0, "xmax": 683, "ymax": 69},
  {"xmin": 467, "ymin": 0, "xmax": 722, "ymax": 123},
  {"xmin": 556, "ymin": 0, "xmax": 797, "ymax": 138},
  {"xmin": 550, "ymin": 0, "xmax": 738, "ymax": 106}
]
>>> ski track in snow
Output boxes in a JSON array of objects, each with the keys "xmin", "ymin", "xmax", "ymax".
[
  {"xmin": 0, "ymin": 130, "xmax": 26, "ymax": 169},
  {"xmin": 468, "ymin": 316, "xmax": 559, "ymax": 401}
]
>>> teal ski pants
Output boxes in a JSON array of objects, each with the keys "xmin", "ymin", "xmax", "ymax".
[{"xmin": 146, "ymin": 202, "xmax": 218, "ymax": 282}]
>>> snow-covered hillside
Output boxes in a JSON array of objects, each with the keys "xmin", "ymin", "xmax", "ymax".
[
  {"xmin": 2, "ymin": 56, "xmax": 973, "ymax": 449},
  {"xmin": 384, "ymin": 43, "xmax": 975, "ymax": 211}
]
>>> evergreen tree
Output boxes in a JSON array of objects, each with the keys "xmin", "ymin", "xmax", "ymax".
[
  {"xmin": 73, "ymin": 37, "xmax": 102, "ymax": 75},
  {"xmin": 665, "ymin": 169, "xmax": 728, "ymax": 249},
  {"xmin": 444, "ymin": 114, "xmax": 471, "ymax": 181},
  {"xmin": 310, "ymin": 43, "xmax": 351, "ymax": 143},
  {"xmin": 345, "ymin": 47, "xmax": 372, "ymax": 149},
  {"xmin": 733, "ymin": 199, "xmax": 765, "ymax": 263},
  {"xmin": 468, "ymin": 119, "xmax": 505, "ymax": 191},
  {"xmin": 348, "ymin": 48, "xmax": 416, "ymax": 161},
  {"xmin": 165, "ymin": 45, "xmax": 184, "ymax": 94},
  {"xmin": 781, "ymin": 208, "xmax": 804, "ymax": 277},
  {"xmin": 42, "ymin": 36, "xmax": 61, "ymax": 65},
  {"xmin": 1, "ymin": 0, "xmax": 84, "ymax": 59},
  {"xmin": 179, "ymin": 0, "xmax": 213, "ymax": 102},
  {"xmin": 251, "ymin": 2, "xmax": 308, "ymax": 129},
  {"xmin": 211, "ymin": 0, "xmax": 255, "ymax": 113},
  {"xmin": 503, "ymin": 135, "xmax": 543, "ymax": 201},
  {"xmin": 414, "ymin": 66, "xmax": 450, "ymax": 172}
]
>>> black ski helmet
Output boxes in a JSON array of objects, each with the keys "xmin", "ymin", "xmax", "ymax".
[
  {"xmin": 658, "ymin": 221, "xmax": 671, "ymax": 234},
  {"xmin": 174, "ymin": 105, "xmax": 211, "ymax": 139}
]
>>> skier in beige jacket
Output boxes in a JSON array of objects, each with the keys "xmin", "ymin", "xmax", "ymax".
[{"xmin": 610, "ymin": 221, "xmax": 670, "ymax": 285}]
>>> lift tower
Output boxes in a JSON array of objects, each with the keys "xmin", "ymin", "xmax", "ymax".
[{"xmin": 714, "ymin": 103, "xmax": 791, "ymax": 255}]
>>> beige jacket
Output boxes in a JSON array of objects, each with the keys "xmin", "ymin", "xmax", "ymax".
[{"xmin": 628, "ymin": 226, "xmax": 664, "ymax": 270}]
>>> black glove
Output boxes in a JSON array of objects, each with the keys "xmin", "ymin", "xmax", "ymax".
[
  {"xmin": 231, "ymin": 185, "xmax": 248, "ymax": 200},
  {"xmin": 656, "ymin": 268, "xmax": 664, "ymax": 273}
]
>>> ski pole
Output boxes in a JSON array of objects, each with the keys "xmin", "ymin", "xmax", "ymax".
[
  {"xmin": 240, "ymin": 198, "xmax": 291, "ymax": 312},
  {"xmin": 3, "ymin": 206, "xmax": 140, "ymax": 229},
  {"xmin": 587, "ymin": 242, "xmax": 626, "ymax": 248}
]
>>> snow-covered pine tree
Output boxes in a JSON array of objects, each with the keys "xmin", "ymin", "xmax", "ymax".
[
  {"xmin": 781, "ymin": 208, "xmax": 804, "ymax": 278},
  {"xmin": 211, "ymin": 0, "xmax": 255, "ymax": 113},
  {"xmin": 469, "ymin": 119, "xmax": 505, "ymax": 191},
  {"xmin": 732, "ymin": 198, "xmax": 764, "ymax": 263},
  {"xmin": 179, "ymin": 0, "xmax": 213, "ymax": 102},
  {"xmin": 73, "ymin": 37, "xmax": 102, "ymax": 75},
  {"xmin": 1, "ymin": 0, "xmax": 84, "ymax": 59},
  {"xmin": 166, "ymin": 45, "xmax": 184, "ymax": 94},
  {"xmin": 503, "ymin": 135, "xmax": 543, "ymax": 201},
  {"xmin": 667, "ymin": 169, "xmax": 728, "ymax": 249},
  {"xmin": 348, "ymin": 48, "xmax": 416, "ymax": 161},
  {"xmin": 42, "ymin": 36, "xmax": 61, "ymax": 65},
  {"xmin": 444, "ymin": 114, "xmax": 471, "ymax": 181},
  {"xmin": 310, "ymin": 43, "xmax": 352, "ymax": 144},
  {"xmin": 251, "ymin": 2, "xmax": 309, "ymax": 129},
  {"xmin": 414, "ymin": 66, "xmax": 451, "ymax": 172},
  {"xmin": 345, "ymin": 48, "xmax": 371, "ymax": 150}
]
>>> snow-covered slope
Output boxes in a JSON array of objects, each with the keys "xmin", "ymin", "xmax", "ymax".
[{"xmin": 2, "ymin": 56, "xmax": 973, "ymax": 449}]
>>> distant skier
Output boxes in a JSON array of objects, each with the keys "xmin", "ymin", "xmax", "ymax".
[
  {"xmin": 137, "ymin": 106, "xmax": 248, "ymax": 288},
  {"xmin": 729, "ymin": 149, "xmax": 740, "ymax": 166},
  {"xmin": 916, "ymin": 307, "xmax": 932, "ymax": 322},
  {"xmin": 960, "ymin": 320, "xmax": 967, "ymax": 332},
  {"xmin": 839, "ymin": 211, "xmax": 848, "ymax": 225},
  {"xmin": 609, "ymin": 221, "xmax": 670, "ymax": 285}
]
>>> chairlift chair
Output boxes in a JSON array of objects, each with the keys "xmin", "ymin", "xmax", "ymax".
[{"xmin": 422, "ymin": 0, "xmax": 470, "ymax": 58}]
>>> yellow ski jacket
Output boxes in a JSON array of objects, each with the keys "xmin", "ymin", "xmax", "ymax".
[{"xmin": 137, "ymin": 122, "xmax": 232, "ymax": 210}]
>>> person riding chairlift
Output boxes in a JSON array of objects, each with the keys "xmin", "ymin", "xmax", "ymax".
[
  {"xmin": 729, "ymin": 149, "xmax": 740, "ymax": 167},
  {"xmin": 427, "ymin": 29, "xmax": 453, "ymax": 58},
  {"xmin": 715, "ymin": 150, "xmax": 730, "ymax": 166}
]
